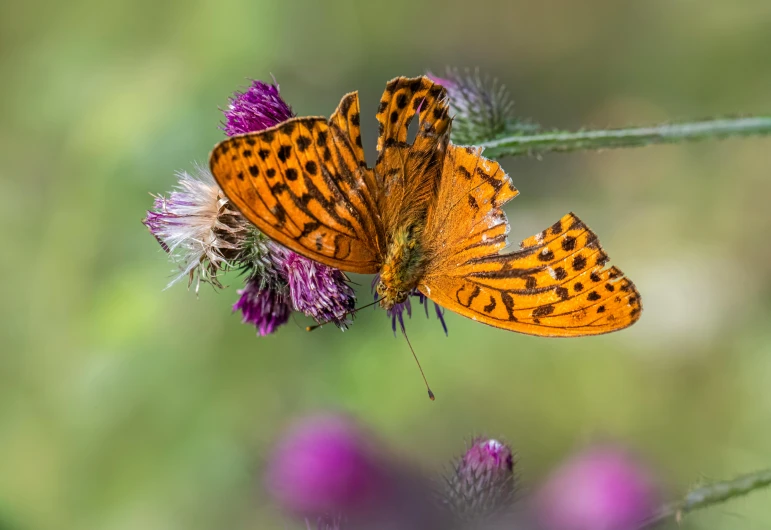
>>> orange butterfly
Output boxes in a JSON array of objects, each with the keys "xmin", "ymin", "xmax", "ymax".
[{"xmin": 209, "ymin": 76, "xmax": 641, "ymax": 337}]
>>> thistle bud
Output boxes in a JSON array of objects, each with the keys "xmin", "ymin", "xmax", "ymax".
[
  {"xmin": 428, "ymin": 68, "xmax": 537, "ymax": 146},
  {"xmin": 442, "ymin": 437, "xmax": 517, "ymax": 521}
]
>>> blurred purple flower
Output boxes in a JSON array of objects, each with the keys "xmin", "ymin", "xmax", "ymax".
[
  {"xmin": 535, "ymin": 445, "xmax": 658, "ymax": 530},
  {"xmin": 222, "ymin": 79, "xmax": 294, "ymax": 136},
  {"xmin": 305, "ymin": 516, "xmax": 342, "ymax": 530},
  {"xmin": 372, "ymin": 277, "xmax": 447, "ymax": 336},
  {"xmin": 222, "ymin": 79, "xmax": 356, "ymax": 332},
  {"xmin": 267, "ymin": 415, "xmax": 390, "ymax": 518},
  {"xmin": 233, "ymin": 276, "xmax": 291, "ymax": 336}
]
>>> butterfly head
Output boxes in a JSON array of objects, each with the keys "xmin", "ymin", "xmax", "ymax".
[{"xmin": 375, "ymin": 278, "xmax": 410, "ymax": 310}]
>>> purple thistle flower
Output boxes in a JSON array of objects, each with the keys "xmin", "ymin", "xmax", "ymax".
[
  {"xmin": 272, "ymin": 244, "xmax": 356, "ymax": 329},
  {"xmin": 223, "ymin": 79, "xmax": 356, "ymax": 331},
  {"xmin": 142, "ymin": 165, "xmax": 250, "ymax": 292},
  {"xmin": 271, "ymin": 415, "xmax": 448, "ymax": 530},
  {"xmin": 534, "ymin": 445, "xmax": 658, "ymax": 530},
  {"xmin": 222, "ymin": 79, "xmax": 294, "ymax": 136},
  {"xmin": 143, "ymin": 199, "xmax": 172, "ymax": 253},
  {"xmin": 267, "ymin": 415, "xmax": 391, "ymax": 518},
  {"xmin": 372, "ymin": 277, "xmax": 447, "ymax": 336},
  {"xmin": 232, "ymin": 276, "xmax": 291, "ymax": 336}
]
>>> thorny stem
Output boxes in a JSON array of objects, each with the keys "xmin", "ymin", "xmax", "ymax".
[
  {"xmin": 479, "ymin": 116, "xmax": 771, "ymax": 158},
  {"xmin": 640, "ymin": 468, "xmax": 771, "ymax": 528}
]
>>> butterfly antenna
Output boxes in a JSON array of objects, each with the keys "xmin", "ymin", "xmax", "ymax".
[
  {"xmin": 306, "ymin": 299, "xmax": 380, "ymax": 332},
  {"xmin": 402, "ymin": 329, "xmax": 435, "ymax": 401}
]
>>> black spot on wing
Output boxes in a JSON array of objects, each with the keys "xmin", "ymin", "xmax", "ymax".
[
  {"xmin": 296, "ymin": 135, "xmax": 312, "ymax": 152},
  {"xmin": 483, "ymin": 296, "xmax": 497, "ymax": 313},
  {"xmin": 501, "ymin": 292, "xmax": 517, "ymax": 321},
  {"xmin": 456, "ymin": 284, "xmax": 482, "ymax": 308},
  {"xmin": 532, "ymin": 304, "xmax": 555, "ymax": 317},
  {"xmin": 277, "ymin": 145, "xmax": 292, "ymax": 162}
]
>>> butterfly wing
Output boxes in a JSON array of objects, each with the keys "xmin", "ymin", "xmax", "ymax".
[
  {"xmin": 374, "ymin": 76, "xmax": 451, "ymax": 230},
  {"xmin": 420, "ymin": 145, "xmax": 641, "ymax": 336},
  {"xmin": 209, "ymin": 93, "xmax": 385, "ymax": 274}
]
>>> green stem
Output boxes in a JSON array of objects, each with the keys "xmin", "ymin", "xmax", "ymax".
[
  {"xmin": 641, "ymin": 468, "xmax": 771, "ymax": 528},
  {"xmin": 480, "ymin": 116, "xmax": 771, "ymax": 158}
]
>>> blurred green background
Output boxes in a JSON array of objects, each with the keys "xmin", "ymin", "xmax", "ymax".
[{"xmin": 2, "ymin": 0, "xmax": 770, "ymax": 528}]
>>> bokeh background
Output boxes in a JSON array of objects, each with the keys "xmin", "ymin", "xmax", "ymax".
[{"xmin": 2, "ymin": 0, "xmax": 771, "ymax": 528}]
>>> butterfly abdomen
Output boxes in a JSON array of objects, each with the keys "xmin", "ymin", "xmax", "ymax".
[{"xmin": 377, "ymin": 222, "xmax": 426, "ymax": 309}]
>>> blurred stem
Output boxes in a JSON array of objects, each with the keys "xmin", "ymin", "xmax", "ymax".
[
  {"xmin": 480, "ymin": 116, "xmax": 771, "ymax": 158},
  {"xmin": 641, "ymin": 468, "xmax": 771, "ymax": 528}
]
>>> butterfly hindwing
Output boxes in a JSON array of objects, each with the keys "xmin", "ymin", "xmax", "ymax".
[
  {"xmin": 420, "ymin": 144, "xmax": 641, "ymax": 336},
  {"xmin": 209, "ymin": 94, "xmax": 384, "ymax": 274},
  {"xmin": 328, "ymin": 92, "xmax": 386, "ymax": 255},
  {"xmin": 374, "ymin": 76, "xmax": 451, "ymax": 230},
  {"xmin": 423, "ymin": 145, "xmax": 519, "ymax": 265}
]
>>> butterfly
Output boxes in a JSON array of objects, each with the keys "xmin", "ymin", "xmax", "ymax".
[{"xmin": 209, "ymin": 76, "xmax": 642, "ymax": 337}]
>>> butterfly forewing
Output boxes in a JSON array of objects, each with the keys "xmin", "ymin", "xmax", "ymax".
[
  {"xmin": 209, "ymin": 95, "xmax": 384, "ymax": 273},
  {"xmin": 420, "ymin": 144, "xmax": 641, "ymax": 336}
]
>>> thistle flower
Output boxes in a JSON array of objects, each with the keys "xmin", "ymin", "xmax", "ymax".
[
  {"xmin": 222, "ymin": 79, "xmax": 294, "ymax": 137},
  {"xmin": 142, "ymin": 165, "xmax": 250, "ymax": 291},
  {"xmin": 222, "ymin": 79, "xmax": 356, "ymax": 331},
  {"xmin": 372, "ymin": 277, "xmax": 448, "ymax": 336},
  {"xmin": 442, "ymin": 437, "xmax": 517, "ymax": 522},
  {"xmin": 534, "ymin": 445, "xmax": 658, "ymax": 530},
  {"xmin": 266, "ymin": 415, "xmax": 391, "ymax": 518},
  {"xmin": 428, "ymin": 68, "xmax": 536, "ymax": 145},
  {"xmin": 272, "ymin": 415, "xmax": 450, "ymax": 530},
  {"xmin": 232, "ymin": 275, "xmax": 291, "ymax": 336},
  {"xmin": 272, "ymin": 244, "xmax": 356, "ymax": 329}
]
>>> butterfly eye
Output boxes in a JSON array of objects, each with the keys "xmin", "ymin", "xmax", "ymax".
[{"xmin": 376, "ymin": 282, "xmax": 386, "ymax": 296}]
